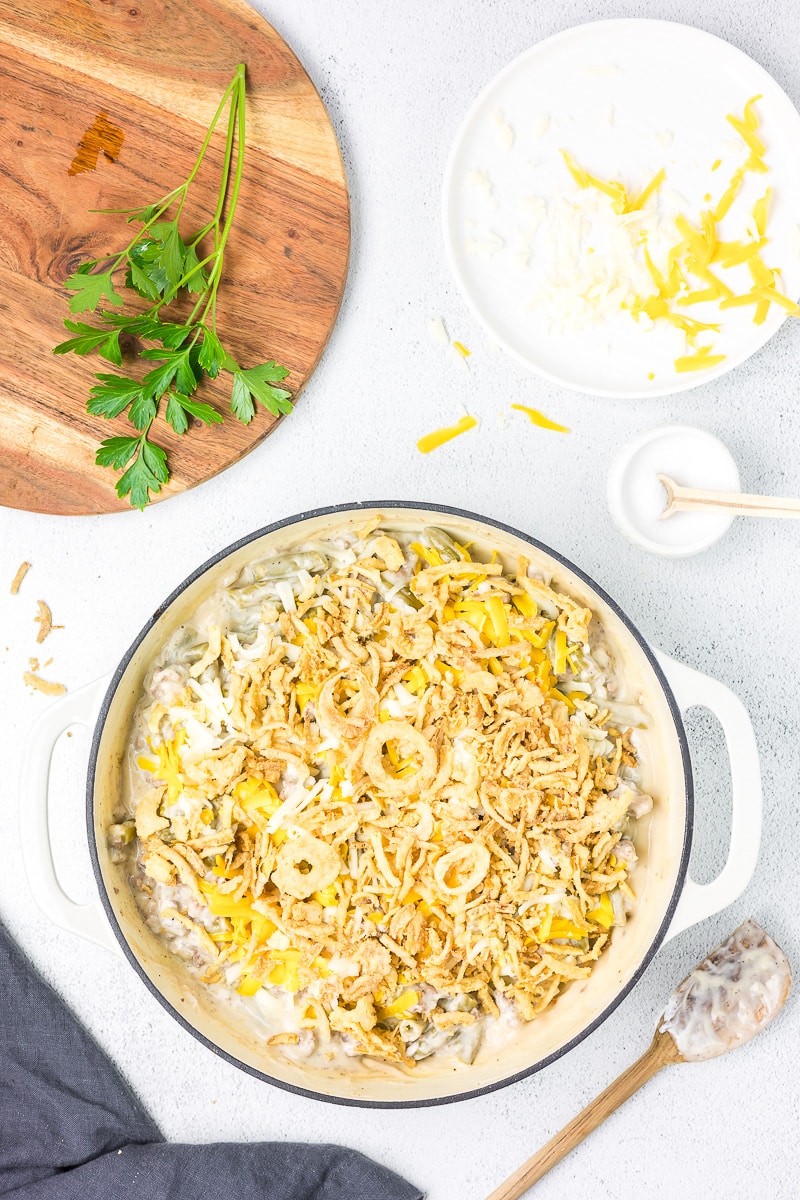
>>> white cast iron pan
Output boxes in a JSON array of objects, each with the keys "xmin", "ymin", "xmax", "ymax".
[{"xmin": 20, "ymin": 503, "xmax": 762, "ymax": 1106}]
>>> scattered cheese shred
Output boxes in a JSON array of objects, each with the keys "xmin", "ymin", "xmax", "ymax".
[
  {"xmin": 743, "ymin": 95, "xmax": 762, "ymax": 131},
  {"xmin": 752, "ymin": 189, "xmax": 771, "ymax": 238},
  {"xmin": 754, "ymin": 298, "xmax": 770, "ymax": 325},
  {"xmin": 10, "ymin": 561, "xmax": 31, "ymax": 595},
  {"xmin": 544, "ymin": 96, "xmax": 795, "ymax": 377},
  {"xmin": 727, "ymin": 113, "xmax": 766, "ymax": 159},
  {"xmin": 560, "ymin": 149, "xmax": 627, "ymax": 211},
  {"xmin": 510, "ymin": 404, "xmax": 570, "ymax": 433},
  {"xmin": 712, "ymin": 166, "xmax": 746, "ymax": 222},
  {"xmin": 711, "ymin": 240, "xmax": 762, "ymax": 268},
  {"xmin": 755, "ymin": 287, "xmax": 800, "ymax": 314},
  {"xmin": 428, "ymin": 316, "xmax": 449, "ymax": 346},
  {"xmin": 674, "ymin": 348, "xmax": 726, "ymax": 372},
  {"xmin": 628, "ymin": 167, "xmax": 666, "ymax": 212},
  {"xmin": 630, "ymin": 97, "xmax": 797, "ymax": 364},
  {"xmin": 452, "ymin": 340, "xmax": 471, "ymax": 357},
  {"xmin": 416, "ymin": 414, "xmax": 477, "ymax": 454}
]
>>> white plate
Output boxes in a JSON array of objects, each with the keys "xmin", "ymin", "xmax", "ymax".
[{"xmin": 443, "ymin": 19, "xmax": 800, "ymax": 398}]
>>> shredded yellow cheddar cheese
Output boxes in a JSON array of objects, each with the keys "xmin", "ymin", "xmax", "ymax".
[
  {"xmin": 416, "ymin": 414, "xmax": 477, "ymax": 454},
  {"xmin": 510, "ymin": 404, "xmax": 570, "ymax": 433},
  {"xmin": 559, "ymin": 95, "xmax": 799, "ymax": 375}
]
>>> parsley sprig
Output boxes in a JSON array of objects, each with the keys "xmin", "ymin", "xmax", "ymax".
[{"xmin": 54, "ymin": 63, "xmax": 292, "ymax": 509}]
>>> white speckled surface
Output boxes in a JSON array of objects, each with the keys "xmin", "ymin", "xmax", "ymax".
[{"xmin": 1, "ymin": 2, "xmax": 799, "ymax": 1196}]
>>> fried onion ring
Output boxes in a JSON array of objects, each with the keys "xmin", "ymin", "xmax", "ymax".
[
  {"xmin": 317, "ymin": 669, "xmax": 379, "ymax": 740},
  {"xmin": 390, "ymin": 616, "xmax": 434, "ymax": 660},
  {"xmin": 271, "ymin": 831, "xmax": 341, "ymax": 900},
  {"xmin": 434, "ymin": 843, "xmax": 491, "ymax": 896},
  {"xmin": 363, "ymin": 720, "xmax": 438, "ymax": 797}
]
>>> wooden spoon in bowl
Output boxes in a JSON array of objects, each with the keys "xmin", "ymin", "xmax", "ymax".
[
  {"xmin": 486, "ymin": 919, "xmax": 791, "ymax": 1200},
  {"xmin": 658, "ymin": 474, "xmax": 800, "ymax": 520}
]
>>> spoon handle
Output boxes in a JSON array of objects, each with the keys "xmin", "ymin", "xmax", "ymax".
[
  {"xmin": 485, "ymin": 1030, "xmax": 681, "ymax": 1200},
  {"xmin": 658, "ymin": 474, "xmax": 800, "ymax": 520}
]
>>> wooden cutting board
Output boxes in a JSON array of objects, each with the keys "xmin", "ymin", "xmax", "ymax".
[{"xmin": 0, "ymin": 0, "xmax": 350, "ymax": 515}]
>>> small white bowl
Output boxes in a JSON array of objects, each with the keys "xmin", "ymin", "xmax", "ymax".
[{"xmin": 607, "ymin": 425, "xmax": 741, "ymax": 557}]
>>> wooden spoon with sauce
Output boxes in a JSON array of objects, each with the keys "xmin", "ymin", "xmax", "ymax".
[{"xmin": 486, "ymin": 919, "xmax": 791, "ymax": 1200}]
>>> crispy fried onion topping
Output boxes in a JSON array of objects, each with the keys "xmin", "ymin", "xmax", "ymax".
[{"xmin": 127, "ymin": 530, "xmax": 647, "ymax": 1069}]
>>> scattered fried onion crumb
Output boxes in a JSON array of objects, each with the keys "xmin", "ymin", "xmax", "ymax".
[
  {"xmin": 24, "ymin": 672, "xmax": 67, "ymax": 696},
  {"xmin": 35, "ymin": 600, "xmax": 63, "ymax": 644},
  {"xmin": 10, "ymin": 562, "xmax": 31, "ymax": 595}
]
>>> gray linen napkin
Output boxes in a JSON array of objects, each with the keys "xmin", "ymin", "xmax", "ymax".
[{"xmin": 0, "ymin": 920, "xmax": 423, "ymax": 1199}]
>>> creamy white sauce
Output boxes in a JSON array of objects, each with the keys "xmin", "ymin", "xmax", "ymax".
[{"xmin": 660, "ymin": 919, "xmax": 791, "ymax": 1061}]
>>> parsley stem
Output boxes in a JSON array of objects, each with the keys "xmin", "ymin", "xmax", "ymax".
[
  {"xmin": 215, "ymin": 70, "xmax": 247, "ymax": 267},
  {"xmin": 181, "ymin": 70, "xmax": 241, "ymax": 192},
  {"xmin": 211, "ymin": 73, "xmax": 240, "ymax": 231},
  {"xmin": 102, "ymin": 66, "xmax": 243, "ymax": 274},
  {"xmin": 192, "ymin": 68, "xmax": 247, "ymax": 331}
]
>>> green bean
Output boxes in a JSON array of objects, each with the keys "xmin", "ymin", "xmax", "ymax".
[
  {"xmin": 455, "ymin": 1024, "xmax": 482, "ymax": 1064},
  {"xmin": 184, "ymin": 641, "xmax": 209, "ymax": 664},
  {"xmin": 108, "ymin": 820, "xmax": 135, "ymax": 848},
  {"xmin": 227, "ymin": 581, "xmax": 282, "ymax": 606},
  {"xmin": 391, "ymin": 584, "xmax": 423, "ymax": 611},
  {"xmin": 250, "ymin": 552, "xmax": 329, "ymax": 581},
  {"xmin": 421, "ymin": 526, "xmax": 463, "ymax": 562}
]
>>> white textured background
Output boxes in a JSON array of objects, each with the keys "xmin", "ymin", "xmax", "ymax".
[{"xmin": 2, "ymin": 1, "xmax": 799, "ymax": 1197}]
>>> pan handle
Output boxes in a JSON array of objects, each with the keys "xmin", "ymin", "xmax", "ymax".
[
  {"xmin": 19, "ymin": 675, "xmax": 121, "ymax": 956},
  {"xmin": 655, "ymin": 651, "xmax": 762, "ymax": 942}
]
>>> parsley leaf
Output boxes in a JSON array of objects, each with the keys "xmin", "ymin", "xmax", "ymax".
[
  {"xmin": 158, "ymin": 322, "xmax": 193, "ymax": 349},
  {"xmin": 176, "ymin": 349, "xmax": 199, "ymax": 394},
  {"xmin": 126, "ymin": 258, "xmax": 161, "ymax": 301},
  {"xmin": 129, "ymin": 394, "xmax": 158, "ymax": 430},
  {"xmin": 95, "ymin": 435, "xmax": 140, "ymax": 470},
  {"xmin": 116, "ymin": 434, "xmax": 169, "ymax": 510},
  {"xmin": 178, "ymin": 395, "xmax": 223, "ymax": 424},
  {"xmin": 126, "ymin": 203, "xmax": 160, "ymax": 225},
  {"xmin": 197, "ymin": 327, "xmax": 224, "ymax": 377},
  {"xmin": 165, "ymin": 393, "xmax": 189, "ymax": 434},
  {"xmin": 53, "ymin": 320, "xmax": 109, "ymax": 356},
  {"xmin": 140, "ymin": 347, "xmax": 198, "ymax": 397},
  {"xmin": 127, "ymin": 239, "xmax": 170, "ymax": 298},
  {"xmin": 161, "ymin": 220, "xmax": 187, "ymax": 288},
  {"xmin": 98, "ymin": 329, "xmax": 123, "ymax": 367},
  {"xmin": 87, "ymin": 375, "xmax": 144, "ymax": 419},
  {"xmin": 230, "ymin": 362, "xmax": 293, "ymax": 423},
  {"xmin": 53, "ymin": 320, "xmax": 122, "ymax": 365},
  {"xmin": 64, "ymin": 269, "xmax": 123, "ymax": 313},
  {"xmin": 100, "ymin": 312, "xmax": 164, "ymax": 339},
  {"xmin": 183, "ymin": 241, "xmax": 208, "ymax": 294},
  {"xmin": 141, "ymin": 359, "xmax": 180, "ymax": 399},
  {"xmin": 165, "ymin": 391, "xmax": 223, "ymax": 434}
]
